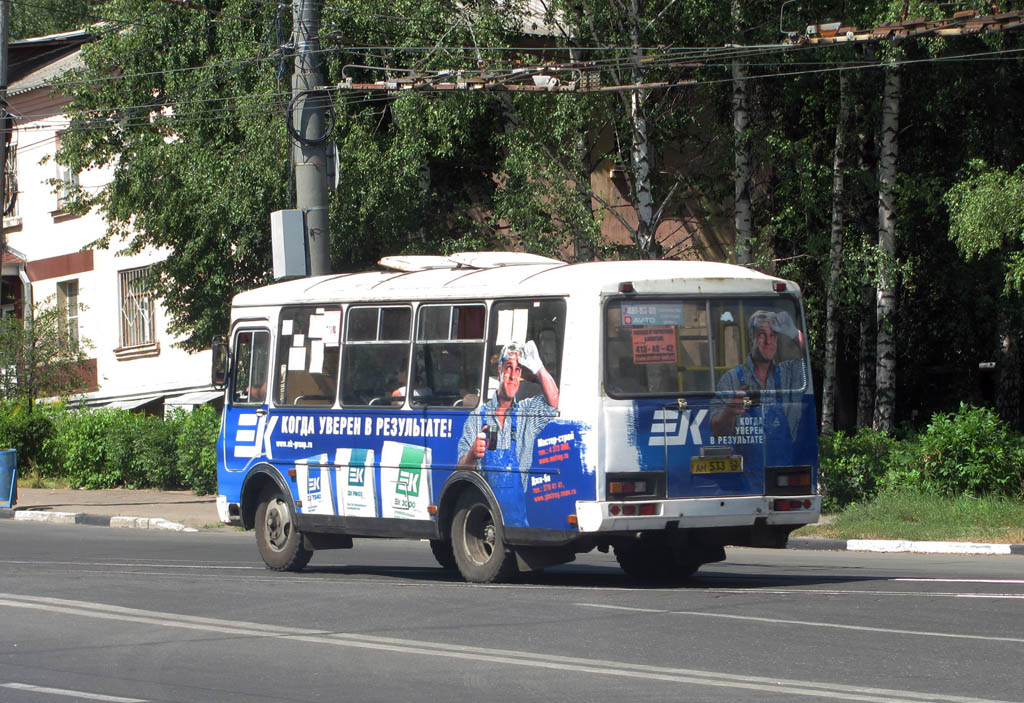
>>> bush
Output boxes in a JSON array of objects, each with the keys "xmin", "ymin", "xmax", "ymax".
[
  {"xmin": 912, "ymin": 402, "xmax": 1024, "ymax": 498},
  {"xmin": 59, "ymin": 408, "xmax": 120, "ymax": 489},
  {"xmin": 0, "ymin": 400, "xmax": 58, "ymax": 477},
  {"xmin": 819, "ymin": 427, "xmax": 899, "ymax": 511},
  {"xmin": 170, "ymin": 405, "xmax": 219, "ymax": 495},
  {"xmin": 133, "ymin": 413, "xmax": 180, "ymax": 490}
]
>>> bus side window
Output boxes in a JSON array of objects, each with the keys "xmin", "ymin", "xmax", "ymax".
[
  {"xmin": 274, "ymin": 307, "xmax": 342, "ymax": 407},
  {"xmin": 412, "ymin": 303, "xmax": 486, "ymax": 408},
  {"xmin": 232, "ymin": 329, "xmax": 270, "ymax": 405},
  {"xmin": 486, "ymin": 298, "xmax": 566, "ymax": 401},
  {"xmin": 341, "ymin": 305, "xmax": 412, "ymax": 406}
]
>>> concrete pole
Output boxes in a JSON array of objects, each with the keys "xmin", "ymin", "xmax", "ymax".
[
  {"xmin": 0, "ymin": 0, "xmax": 9, "ymax": 314},
  {"xmin": 291, "ymin": 0, "xmax": 331, "ymax": 276}
]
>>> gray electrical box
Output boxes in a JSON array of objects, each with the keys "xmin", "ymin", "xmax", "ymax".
[{"xmin": 270, "ymin": 209, "xmax": 308, "ymax": 280}]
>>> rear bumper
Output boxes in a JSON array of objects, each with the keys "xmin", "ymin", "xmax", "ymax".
[{"xmin": 574, "ymin": 494, "xmax": 821, "ymax": 533}]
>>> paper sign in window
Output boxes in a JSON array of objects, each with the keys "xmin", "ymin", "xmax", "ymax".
[
  {"xmin": 309, "ymin": 340, "xmax": 325, "ymax": 374},
  {"xmin": 496, "ymin": 308, "xmax": 529, "ymax": 345},
  {"xmin": 632, "ymin": 327, "xmax": 676, "ymax": 364},
  {"xmin": 322, "ymin": 310, "xmax": 341, "ymax": 346},
  {"xmin": 288, "ymin": 345, "xmax": 306, "ymax": 371}
]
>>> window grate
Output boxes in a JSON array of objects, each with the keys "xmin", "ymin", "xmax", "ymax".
[{"xmin": 118, "ymin": 267, "xmax": 155, "ymax": 348}]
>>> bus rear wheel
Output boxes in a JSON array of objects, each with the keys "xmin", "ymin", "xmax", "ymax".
[
  {"xmin": 451, "ymin": 490, "xmax": 517, "ymax": 583},
  {"xmin": 255, "ymin": 487, "xmax": 312, "ymax": 572}
]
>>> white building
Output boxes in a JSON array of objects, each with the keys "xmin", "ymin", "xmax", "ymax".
[{"xmin": 0, "ymin": 30, "xmax": 218, "ymax": 414}]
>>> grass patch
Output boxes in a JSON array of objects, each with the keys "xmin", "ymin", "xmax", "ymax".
[
  {"xmin": 793, "ymin": 489, "xmax": 1024, "ymax": 544},
  {"xmin": 17, "ymin": 473, "xmax": 69, "ymax": 490}
]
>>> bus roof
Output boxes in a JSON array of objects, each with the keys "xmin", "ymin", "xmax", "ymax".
[{"xmin": 231, "ymin": 255, "xmax": 799, "ymax": 309}]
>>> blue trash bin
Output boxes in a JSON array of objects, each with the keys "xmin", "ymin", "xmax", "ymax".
[{"xmin": 0, "ymin": 448, "xmax": 16, "ymax": 508}]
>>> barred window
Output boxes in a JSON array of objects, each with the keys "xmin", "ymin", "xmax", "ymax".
[{"xmin": 118, "ymin": 266, "xmax": 155, "ymax": 348}]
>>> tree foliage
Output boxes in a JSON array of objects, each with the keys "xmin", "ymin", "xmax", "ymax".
[
  {"xmin": 0, "ymin": 299, "xmax": 91, "ymax": 410},
  {"xmin": 10, "ymin": 0, "xmax": 96, "ymax": 40},
  {"xmin": 36, "ymin": 0, "xmax": 1024, "ymax": 429}
]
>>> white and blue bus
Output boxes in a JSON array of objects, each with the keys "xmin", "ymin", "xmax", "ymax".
[{"xmin": 213, "ymin": 253, "xmax": 821, "ymax": 583}]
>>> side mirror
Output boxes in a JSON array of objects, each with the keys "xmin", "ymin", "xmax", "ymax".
[{"xmin": 211, "ymin": 335, "xmax": 229, "ymax": 389}]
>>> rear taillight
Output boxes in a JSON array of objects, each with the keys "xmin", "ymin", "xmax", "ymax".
[
  {"xmin": 609, "ymin": 503, "xmax": 659, "ymax": 517},
  {"xmin": 609, "ymin": 480, "xmax": 648, "ymax": 496},
  {"xmin": 773, "ymin": 498, "xmax": 812, "ymax": 511}
]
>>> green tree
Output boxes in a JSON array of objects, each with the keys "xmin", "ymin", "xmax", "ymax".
[
  {"xmin": 945, "ymin": 160, "xmax": 1024, "ymax": 428},
  {"xmin": 10, "ymin": 0, "xmax": 95, "ymax": 40},
  {"xmin": 57, "ymin": 0, "xmax": 536, "ymax": 347},
  {"xmin": 0, "ymin": 299, "xmax": 91, "ymax": 411}
]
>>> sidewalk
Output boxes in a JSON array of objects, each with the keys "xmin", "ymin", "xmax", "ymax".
[
  {"xmin": 0, "ymin": 486, "xmax": 223, "ymax": 531},
  {"xmin": 1, "ymin": 486, "xmax": 1022, "ymax": 555}
]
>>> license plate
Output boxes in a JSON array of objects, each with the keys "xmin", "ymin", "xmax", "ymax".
[{"xmin": 691, "ymin": 456, "xmax": 742, "ymax": 474}]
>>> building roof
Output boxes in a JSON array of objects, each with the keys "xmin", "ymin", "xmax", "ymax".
[
  {"xmin": 8, "ymin": 29, "xmax": 91, "ymax": 97},
  {"xmin": 1, "ymin": 248, "xmax": 26, "ymax": 265}
]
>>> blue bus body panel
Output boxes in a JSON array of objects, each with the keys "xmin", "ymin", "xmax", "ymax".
[
  {"xmin": 626, "ymin": 394, "xmax": 818, "ymax": 497},
  {"xmin": 217, "ymin": 405, "xmax": 594, "ymax": 530}
]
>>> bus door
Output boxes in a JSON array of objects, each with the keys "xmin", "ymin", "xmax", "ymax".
[
  {"xmin": 221, "ymin": 327, "xmax": 272, "ymax": 482},
  {"xmin": 270, "ymin": 306, "xmax": 343, "ymax": 516}
]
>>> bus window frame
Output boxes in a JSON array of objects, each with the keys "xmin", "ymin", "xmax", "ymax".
[
  {"xmin": 410, "ymin": 301, "xmax": 488, "ymax": 410},
  {"xmin": 230, "ymin": 327, "xmax": 272, "ymax": 407},
  {"xmin": 340, "ymin": 303, "xmax": 413, "ymax": 408},
  {"xmin": 602, "ymin": 295, "xmax": 808, "ymax": 400},
  {"xmin": 484, "ymin": 297, "xmax": 567, "ymax": 401},
  {"xmin": 273, "ymin": 305, "xmax": 343, "ymax": 408}
]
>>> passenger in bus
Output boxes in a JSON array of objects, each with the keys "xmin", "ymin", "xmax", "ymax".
[
  {"xmin": 456, "ymin": 340, "xmax": 560, "ymax": 526},
  {"xmin": 391, "ymin": 367, "xmax": 431, "ymax": 403},
  {"xmin": 709, "ymin": 310, "xmax": 807, "ymax": 441}
]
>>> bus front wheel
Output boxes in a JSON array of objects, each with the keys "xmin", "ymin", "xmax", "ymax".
[
  {"xmin": 450, "ymin": 491, "xmax": 517, "ymax": 583},
  {"xmin": 255, "ymin": 487, "xmax": 312, "ymax": 572}
]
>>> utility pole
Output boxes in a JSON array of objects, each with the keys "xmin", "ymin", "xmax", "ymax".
[
  {"xmin": 0, "ymin": 0, "xmax": 8, "ymax": 314},
  {"xmin": 290, "ymin": 0, "xmax": 331, "ymax": 276}
]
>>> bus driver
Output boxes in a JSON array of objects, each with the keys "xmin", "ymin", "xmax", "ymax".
[{"xmin": 457, "ymin": 340, "xmax": 560, "ymax": 526}]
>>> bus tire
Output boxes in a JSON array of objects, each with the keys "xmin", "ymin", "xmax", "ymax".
[
  {"xmin": 450, "ymin": 490, "xmax": 517, "ymax": 583},
  {"xmin": 429, "ymin": 538, "xmax": 457, "ymax": 570},
  {"xmin": 255, "ymin": 487, "xmax": 312, "ymax": 572}
]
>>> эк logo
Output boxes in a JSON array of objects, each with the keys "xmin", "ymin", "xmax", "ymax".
[
  {"xmin": 648, "ymin": 408, "xmax": 707, "ymax": 446},
  {"xmin": 396, "ymin": 468, "xmax": 421, "ymax": 497}
]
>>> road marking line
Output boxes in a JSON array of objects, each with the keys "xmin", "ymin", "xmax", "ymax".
[
  {"xmin": 0, "ymin": 593, "xmax": 1015, "ymax": 703},
  {"xmin": 0, "ymin": 560, "xmax": 259, "ymax": 570},
  {"xmin": 896, "ymin": 578, "xmax": 1024, "ymax": 585},
  {"xmin": 578, "ymin": 602, "xmax": 1024, "ymax": 644},
  {"xmin": 0, "ymin": 683, "xmax": 146, "ymax": 702}
]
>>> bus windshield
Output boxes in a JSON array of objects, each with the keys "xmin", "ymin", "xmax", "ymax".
[{"xmin": 604, "ymin": 297, "xmax": 807, "ymax": 396}]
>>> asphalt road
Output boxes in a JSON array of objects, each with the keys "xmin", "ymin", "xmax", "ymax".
[{"xmin": 1, "ymin": 522, "xmax": 1021, "ymax": 703}]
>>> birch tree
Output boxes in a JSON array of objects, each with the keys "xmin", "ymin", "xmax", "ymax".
[{"xmin": 873, "ymin": 59, "xmax": 900, "ymax": 433}]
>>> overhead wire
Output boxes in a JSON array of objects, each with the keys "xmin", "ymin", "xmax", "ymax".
[{"xmin": 5, "ymin": 0, "xmax": 1023, "ymax": 144}]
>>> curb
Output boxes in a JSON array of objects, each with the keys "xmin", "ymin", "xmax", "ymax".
[
  {"xmin": 788, "ymin": 537, "xmax": 1024, "ymax": 556},
  {"xmin": 0, "ymin": 508, "xmax": 198, "ymax": 532}
]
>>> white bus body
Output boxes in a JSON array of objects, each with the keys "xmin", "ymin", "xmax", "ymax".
[{"xmin": 215, "ymin": 254, "xmax": 820, "ymax": 583}]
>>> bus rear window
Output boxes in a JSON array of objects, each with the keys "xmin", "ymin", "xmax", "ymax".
[{"xmin": 604, "ymin": 297, "xmax": 806, "ymax": 396}]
